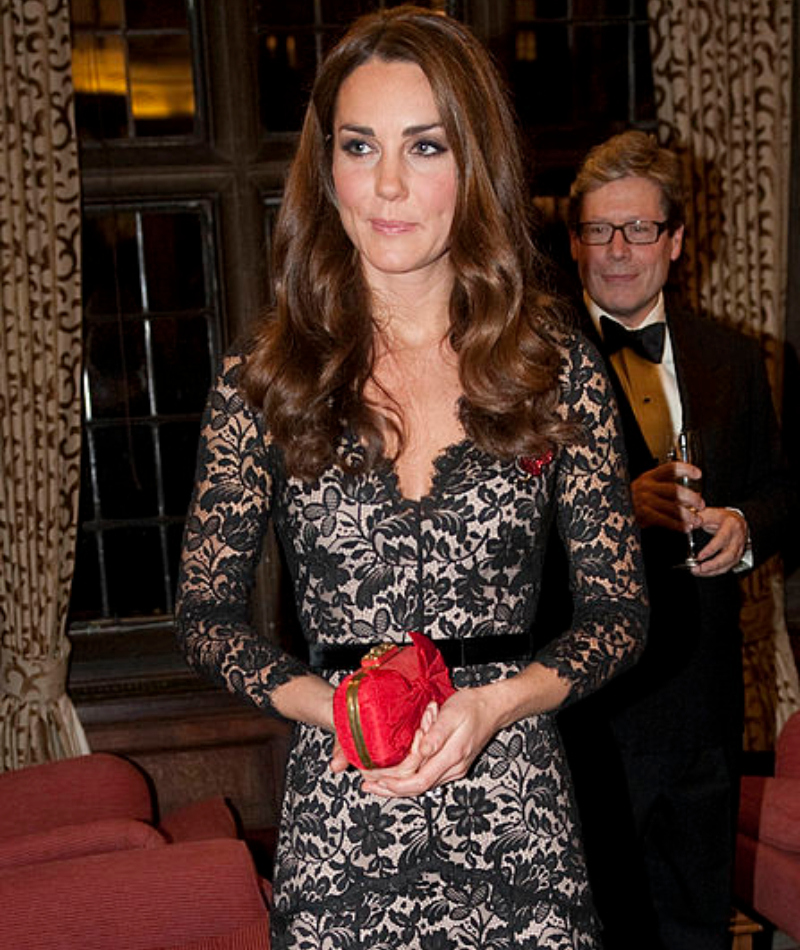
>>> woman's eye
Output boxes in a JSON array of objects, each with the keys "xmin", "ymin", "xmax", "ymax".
[
  {"xmin": 341, "ymin": 138, "xmax": 373, "ymax": 156},
  {"xmin": 412, "ymin": 139, "xmax": 447, "ymax": 156}
]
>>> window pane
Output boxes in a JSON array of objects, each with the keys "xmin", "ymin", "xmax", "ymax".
[
  {"xmin": 255, "ymin": 0, "xmax": 317, "ymax": 27},
  {"xmin": 104, "ymin": 527, "xmax": 169, "ymax": 617},
  {"xmin": 511, "ymin": 24, "xmax": 570, "ymax": 126},
  {"xmin": 71, "ymin": 0, "xmax": 122, "ymax": 28},
  {"xmin": 524, "ymin": 0, "xmax": 566, "ymax": 17},
  {"xmin": 634, "ymin": 23, "xmax": 656, "ymax": 124},
  {"xmin": 93, "ymin": 425, "xmax": 160, "ymax": 519},
  {"xmin": 82, "ymin": 212, "xmax": 142, "ymax": 315},
  {"xmin": 573, "ymin": 0, "xmax": 632, "ymax": 14},
  {"xmin": 258, "ymin": 30, "xmax": 318, "ymax": 132},
  {"xmin": 85, "ymin": 320, "xmax": 150, "ymax": 419},
  {"xmin": 572, "ymin": 24, "xmax": 630, "ymax": 123},
  {"xmin": 125, "ymin": 0, "xmax": 188, "ymax": 30},
  {"xmin": 73, "ymin": 33, "xmax": 130, "ymax": 141},
  {"xmin": 69, "ymin": 528, "xmax": 104, "ymax": 622},
  {"xmin": 160, "ymin": 421, "xmax": 203, "ymax": 516},
  {"xmin": 142, "ymin": 211, "xmax": 206, "ymax": 311},
  {"xmin": 151, "ymin": 315, "xmax": 214, "ymax": 414},
  {"xmin": 320, "ymin": 0, "xmax": 377, "ymax": 23},
  {"xmin": 129, "ymin": 33, "xmax": 196, "ymax": 137}
]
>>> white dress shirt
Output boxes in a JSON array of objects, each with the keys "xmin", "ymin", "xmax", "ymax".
[{"xmin": 586, "ymin": 292, "xmax": 681, "ymax": 463}]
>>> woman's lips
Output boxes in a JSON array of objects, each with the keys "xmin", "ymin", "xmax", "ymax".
[{"xmin": 371, "ymin": 218, "xmax": 416, "ymax": 235}]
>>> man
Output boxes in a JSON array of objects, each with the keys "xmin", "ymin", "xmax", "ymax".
[{"xmin": 549, "ymin": 131, "xmax": 797, "ymax": 950}]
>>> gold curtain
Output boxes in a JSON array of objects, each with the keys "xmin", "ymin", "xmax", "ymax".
[
  {"xmin": 648, "ymin": 0, "xmax": 799, "ymax": 749},
  {"xmin": 0, "ymin": 0, "xmax": 88, "ymax": 767}
]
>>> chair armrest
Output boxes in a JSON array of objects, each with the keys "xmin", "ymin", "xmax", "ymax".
[
  {"xmin": 0, "ymin": 818, "xmax": 166, "ymax": 872},
  {"xmin": 760, "ymin": 777, "xmax": 800, "ymax": 852},
  {"xmin": 0, "ymin": 754, "xmax": 153, "ymax": 839},
  {"xmin": 0, "ymin": 838, "xmax": 270, "ymax": 950},
  {"xmin": 777, "ymin": 711, "xmax": 800, "ymax": 779},
  {"xmin": 159, "ymin": 796, "xmax": 239, "ymax": 843}
]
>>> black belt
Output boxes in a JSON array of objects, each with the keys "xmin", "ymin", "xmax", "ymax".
[{"xmin": 308, "ymin": 633, "xmax": 533, "ymax": 671}]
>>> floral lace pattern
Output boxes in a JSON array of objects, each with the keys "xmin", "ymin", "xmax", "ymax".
[{"xmin": 176, "ymin": 335, "xmax": 647, "ymax": 949}]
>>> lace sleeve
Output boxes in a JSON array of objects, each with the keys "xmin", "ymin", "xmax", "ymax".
[
  {"xmin": 175, "ymin": 352, "xmax": 309, "ymax": 715},
  {"xmin": 535, "ymin": 336, "xmax": 648, "ymax": 703}
]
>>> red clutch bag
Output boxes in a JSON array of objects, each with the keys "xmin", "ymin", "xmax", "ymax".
[{"xmin": 332, "ymin": 631, "xmax": 455, "ymax": 770}]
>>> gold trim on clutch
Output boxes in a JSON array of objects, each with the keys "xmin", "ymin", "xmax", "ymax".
[{"xmin": 345, "ymin": 669, "xmax": 374, "ymax": 769}]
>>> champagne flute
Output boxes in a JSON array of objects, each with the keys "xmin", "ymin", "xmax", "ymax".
[{"xmin": 670, "ymin": 429, "xmax": 702, "ymax": 569}]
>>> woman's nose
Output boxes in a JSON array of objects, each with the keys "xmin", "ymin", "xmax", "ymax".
[{"xmin": 375, "ymin": 155, "xmax": 407, "ymax": 200}]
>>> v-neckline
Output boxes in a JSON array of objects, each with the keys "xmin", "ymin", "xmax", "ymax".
[{"xmin": 380, "ymin": 437, "xmax": 473, "ymax": 507}]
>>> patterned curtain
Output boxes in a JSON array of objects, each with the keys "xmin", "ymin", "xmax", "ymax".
[
  {"xmin": 648, "ymin": 0, "xmax": 799, "ymax": 750},
  {"xmin": 0, "ymin": 0, "xmax": 89, "ymax": 768}
]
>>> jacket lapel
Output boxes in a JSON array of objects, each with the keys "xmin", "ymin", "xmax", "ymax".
[
  {"xmin": 668, "ymin": 308, "xmax": 719, "ymax": 434},
  {"xmin": 580, "ymin": 311, "xmax": 657, "ymax": 477}
]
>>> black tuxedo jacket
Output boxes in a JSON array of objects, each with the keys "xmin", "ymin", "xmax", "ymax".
[{"xmin": 546, "ymin": 306, "xmax": 797, "ymax": 751}]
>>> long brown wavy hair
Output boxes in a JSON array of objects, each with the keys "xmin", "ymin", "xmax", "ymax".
[{"xmin": 242, "ymin": 5, "xmax": 578, "ymax": 480}]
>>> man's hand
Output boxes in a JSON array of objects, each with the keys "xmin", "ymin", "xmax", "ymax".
[
  {"xmin": 631, "ymin": 461, "xmax": 704, "ymax": 531},
  {"xmin": 631, "ymin": 463, "xmax": 748, "ymax": 577},
  {"xmin": 691, "ymin": 507, "xmax": 748, "ymax": 576}
]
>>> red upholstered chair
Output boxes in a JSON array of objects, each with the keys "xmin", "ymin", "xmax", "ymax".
[
  {"xmin": 735, "ymin": 711, "xmax": 800, "ymax": 942},
  {"xmin": 0, "ymin": 752, "xmax": 154, "ymax": 839},
  {"xmin": 0, "ymin": 753, "xmax": 271, "ymax": 949},
  {"xmin": 0, "ymin": 838, "xmax": 271, "ymax": 950}
]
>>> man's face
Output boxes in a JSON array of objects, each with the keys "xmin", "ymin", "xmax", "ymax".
[{"xmin": 570, "ymin": 176, "xmax": 684, "ymax": 328}]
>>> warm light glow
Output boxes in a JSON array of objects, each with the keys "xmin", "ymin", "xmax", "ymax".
[
  {"xmin": 286, "ymin": 35, "xmax": 297, "ymax": 70},
  {"xmin": 72, "ymin": 34, "xmax": 126, "ymax": 96},
  {"xmin": 516, "ymin": 30, "xmax": 537, "ymax": 62},
  {"xmin": 71, "ymin": 33, "xmax": 195, "ymax": 121},
  {"xmin": 130, "ymin": 57, "xmax": 195, "ymax": 120}
]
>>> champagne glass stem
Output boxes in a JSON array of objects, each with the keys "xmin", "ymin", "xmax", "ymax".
[{"xmin": 673, "ymin": 429, "xmax": 701, "ymax": 569}]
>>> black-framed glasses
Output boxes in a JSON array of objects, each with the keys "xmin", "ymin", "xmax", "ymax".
[{"xmin": 576, "ymin": 220, "xmax": 670, "ymax": 245}]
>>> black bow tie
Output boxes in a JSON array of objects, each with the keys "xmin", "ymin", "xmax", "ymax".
[{"xmin": 600, "ymin": 316, "xmax": 666, "ymax": 363}]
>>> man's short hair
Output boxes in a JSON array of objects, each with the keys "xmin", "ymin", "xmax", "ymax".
[{"xmin": 567, "ymin": 130, "xmax": 685, "ymax": 234}]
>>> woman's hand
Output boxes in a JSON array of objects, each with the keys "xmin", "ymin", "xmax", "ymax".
[
  {"xmin": 332, "ymin": 661, "xmax": 570, "ymax": 797},
  {"xmin": 329, "ymin": 699, "xmax": 440, "ymax": 776},
  {"xmin": 359, "ymin": 686, "xmax": 504, "ymax": 797},
  {"xmin": 329, "ymin": 736, "xmax": 350, "ymax": 774}
]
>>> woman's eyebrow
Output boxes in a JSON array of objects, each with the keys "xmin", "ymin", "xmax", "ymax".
[
  {"xmin": 403, "ymin": 122, "xmax": 444, "ymax": 136},
  {"xmin": 336, "ymin": 121, "xmax": 444, "ymax": 136}
]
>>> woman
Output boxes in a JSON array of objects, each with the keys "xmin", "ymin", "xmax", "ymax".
[{"xmin": 176, "ymin": 6, "xmax": 647, "ymax": 948}]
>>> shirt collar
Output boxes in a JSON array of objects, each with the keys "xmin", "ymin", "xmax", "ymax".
[
  {"xmin": 586, "ymin": 291, "xmax": 667, "ymax": 339},
  {"xmin": 586, "ymin": 291, "xmax": 674, "ymax": 368}
]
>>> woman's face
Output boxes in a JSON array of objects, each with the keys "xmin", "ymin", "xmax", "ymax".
[{"xmin": 331, "ymin": 58, "xmax": 458, "ymax": 292}]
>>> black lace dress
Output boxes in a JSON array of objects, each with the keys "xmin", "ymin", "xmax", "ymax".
[{"xmin": 176, "ymin": 336, "xmax": 647, "ymax": 950}]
